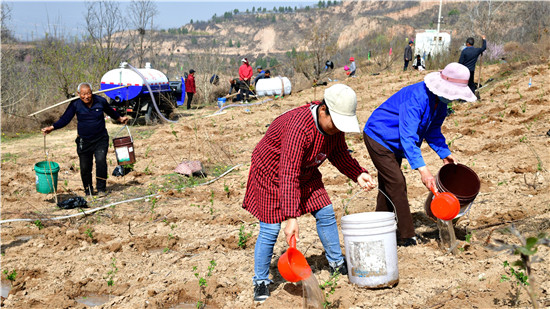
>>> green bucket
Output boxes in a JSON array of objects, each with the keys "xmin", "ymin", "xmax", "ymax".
[{"xmin": 34, "ymin": 161, "xmax": 60, "ymax": 194}]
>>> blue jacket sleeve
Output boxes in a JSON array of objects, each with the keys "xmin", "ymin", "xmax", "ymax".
[
  {"xmin": 424, "ymin": 107, "xmax": 451, "ymax": 160},
  {"xmin": 52, "ymin": 101, "xmax": 77, "ymax": 130},
  {"xmin": 398, "ymin": 96, "xmax": 426, "ymax": 170}
]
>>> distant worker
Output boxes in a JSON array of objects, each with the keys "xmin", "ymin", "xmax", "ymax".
[
  {"xmin": 210, "ymin": 74, "xmax": 220, "ymax": 85},
  {"xmin": 41, "ymin": 83, "xmax": 128, "ymax": 196},
  {"xmin": 239, "ymin": 58, "xmax": 253, "ymax": 103},
  {"xmin": 362, "ymin": 63, "xmax": 476, "ymax": 247},
  {"xmin": 243, "ymin": 84, "xmax": 377, "ymax": 302},
  {"xmin": 412, "ymin": 55, "xmax": 426, "ymax": 71},
  {"xmin": 185, "ymin": 69, "xmax": 196, "ymax": 110},
  {"xmin": 256, "ymin": 66, "xmax": 264, "ymax": 75},
  {"xmin": 228, "ymin": 78, "xmax": 245, "ymax": 102},
  {"xmin": 348, "ymin": 57, "xmax": 356, "ymax": 76},
  {"xmin": 458, "ymin": 35, "xmax": 486, "ymax": 94},
  {"xmin": 253, "ymin": 68, "xmax": 271, "ymax": 86},
  {"xmin": 404, "ymin": 40, "xmax": 413, "ymax": 71},
  {"xmin": 325, "ymin": 60, "xmax": 334, "ymax": 71}
]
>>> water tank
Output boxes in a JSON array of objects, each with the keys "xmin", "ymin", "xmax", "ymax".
[
  {"xmin": 255, "ymin": 76, "xmax": 292, "ymax": 97},
  {"xmin": 100, "ymin": 62, "xmax": 171, "ymax": 102}
]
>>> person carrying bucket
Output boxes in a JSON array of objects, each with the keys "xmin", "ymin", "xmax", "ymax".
[
  {"xmin": 41, "ymin": 82, "xmax": 128, "ymax": 196},
  {"xmin": 362, "ymin": 63, "xmax": 477, "ymax": 247},
  {"xmin": 242, "ymin": 84, "xmax": 377, "ymax": 302}
]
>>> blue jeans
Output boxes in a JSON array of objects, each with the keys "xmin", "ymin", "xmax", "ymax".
[{"xmin": 253, "ymin": 204, "xmax": 345, "ymax": 285}]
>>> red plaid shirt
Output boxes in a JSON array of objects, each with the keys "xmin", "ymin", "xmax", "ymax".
[{"xmin": 242, "ymin": 103, "xmax": 368, "ymax": 223}]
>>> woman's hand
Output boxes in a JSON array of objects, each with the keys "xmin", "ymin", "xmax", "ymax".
[
  {"xmin": 418, "ymin": 166, "xmax": 436, "ymax": 192},
  {"xmin": 443, "ymin": 154, "xmax": 457, "ymax": 165},
  {"xmin": 283, "ymin": 218, "xmax": 299, "ymax": 245},
  {"xmin": 357, "ymin": 172, "xmax": 377, "ymax": 191}
]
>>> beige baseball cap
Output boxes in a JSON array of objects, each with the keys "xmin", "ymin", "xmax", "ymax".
[{"xmin": 324, "ymin": 84, "xmax": 360, "ymax": 133}]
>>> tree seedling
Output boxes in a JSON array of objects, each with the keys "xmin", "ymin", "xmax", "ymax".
[
  {"xmin": 3, "ymin": 269, "xmax": 17, "ymax": 285},
  {"xmin": 193, "ymin": 260, "xmax": 217, "ymax": 309},
  {"xmin": 104, "ymin": 258, "xmax": 118, "ymax": 298},
  {"xmin": 149, "ymin": 197, "xmax": 158, "ymax": 220},
  {"xmin": 85, "ymin": 228, "xmax": 94, "ymax": 240},
  {"xmin": 33, "ymin": 219, "xmax": 44, "ymax": 230},
  {"xmin": 488, "ymin": 225, "xmax": 549, "ymax": 308},
  {"xmin": 238, "ymin": 224, "xmax": 253, "ymax": 249},
  {"xmin": 320, "ymin": 271, "xmax": 341, "ymax": 308}
]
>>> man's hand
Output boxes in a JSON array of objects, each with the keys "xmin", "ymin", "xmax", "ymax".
[
  {"xmin": 443, "ymin": 154, "xmax": 457, "ymax": 165},
  {"xmin": 118, "ymin": 116, "xmax": 129, "ymax": 124},
  {"xmin": 482, "ymin": 35, "xmax": 486, "ymax": 40},
  {"xmin": 357, "ymin": 172, "xmax": 377, "ymax": 191},
  {"xmin": 41, "ymin": 126, "xmax": 54, "ymax": 136},
  {"xmin": 418, "ymin": 166, "xmax": 436, "ymax": 192},
  {"xmin": 284, "ymin": 218, "xmax": 299, "ymax": 245}
]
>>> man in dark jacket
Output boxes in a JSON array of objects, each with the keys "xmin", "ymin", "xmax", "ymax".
[
  {"xmin": 403, "ymin": 41, "xmax": 413, "ymax": 71},
  {"xmin": 41, "ymin": 83, "xmax": 128, "ymax": 195},
  {"xmin": 185, "ymin": 69, "xmax": 196, "ymax": 110},
  {"xmin": 459, "ymin": 35, "xmax": 486, "ymax": 93}
]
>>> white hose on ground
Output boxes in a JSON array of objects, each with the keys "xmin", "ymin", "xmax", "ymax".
[
  {"xmin": 1, "ymin": 164, "xmax": 242, "ymax": 224},
  {"xmin": 214, "ymin": 98, "xmax": 273, "ymax": 115},
  {"xmin": 0, "ymin": 194, "xmax": 157, "ymax": 224}
]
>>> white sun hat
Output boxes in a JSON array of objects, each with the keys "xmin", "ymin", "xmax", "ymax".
[
  {"xmin": 324, "ymin": 84, "xmax": 361, "ymax": 133},
  {"xmin": 424, "ymin": 62, "xmax": 477, "ymax": 102}
]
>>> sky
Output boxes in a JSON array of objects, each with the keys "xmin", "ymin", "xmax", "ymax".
[{"xmin": 5, "ymin": 0, "xmax": 318, "ymax": 41}]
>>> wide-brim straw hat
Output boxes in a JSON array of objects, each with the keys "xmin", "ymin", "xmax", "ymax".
[{"xmin": 424, "ymin": 62, "xmax": 477, "ymax": 102}]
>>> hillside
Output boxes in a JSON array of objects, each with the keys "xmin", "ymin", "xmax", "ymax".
[
  {"xmin": 151, "ymin": 0, "xmax": 532, "ymax": 59},
  {"xmin": 1, "ymin": 57, "xmax": 549, "ymax": 307}
]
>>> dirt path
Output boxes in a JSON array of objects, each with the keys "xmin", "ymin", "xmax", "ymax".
[{"xmin": 1, "ymin": 61, "xmax": 549, "ymax": 308}]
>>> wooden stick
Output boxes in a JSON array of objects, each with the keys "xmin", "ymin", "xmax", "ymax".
[
  {"xmin": 476, "ymin": 54, "xmax": 483, "ymax": 97},
  {"xmin": 28, "ymin": 85, "xmax": 130, "ymax": 117}
]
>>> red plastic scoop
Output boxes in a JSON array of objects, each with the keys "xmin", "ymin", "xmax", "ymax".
[
  {"xmin": 277, "ymin": 235, "xmax": 312, "ymax": 282},
  {"xmin": 430, "ymin": 186, "xmax": 460, "ymax": 221}
]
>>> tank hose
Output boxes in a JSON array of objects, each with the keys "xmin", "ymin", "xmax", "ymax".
[
  {"xmin": 214, "ymin": 98, "xmax": 273, "ymax": 115},
  {"xmin": 126, "ymin": 63, "xmax": 176, "ymax": 123}
]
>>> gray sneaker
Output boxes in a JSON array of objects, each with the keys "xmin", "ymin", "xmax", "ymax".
[{"xmin": 253, "ymin": 282, "xmax": 269, "ymax": 302}]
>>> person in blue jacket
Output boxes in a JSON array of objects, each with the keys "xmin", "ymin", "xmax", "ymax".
[
  {"xmin": 459, "ymin": 35, "xmax": 486, "ymax": 93},
  {"xmin": 363, "ymin": 63, "xmax": 476, "ymax": 246},
  {"xmin": 42, "ymin": 82, "xmax": 128, "ymax": 196}
]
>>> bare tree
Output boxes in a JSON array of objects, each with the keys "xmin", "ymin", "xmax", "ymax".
[
  {"xmin": 291, "ymin": 22, "xmax": 339, "ymax": 82},
  {"xmin": 84, "ymin": 1, "xmax": 128, "ymax": 72},
  {"xmin": 129, "ymin": 0, "xmax": 158, "ymax": 67},
  {"xmin": 518, "ymin": 2, "xmax": 550, "ymax": 42},
  {"xmin": 464, "ymin": 0, "xmax": 508, "ymax": 40}
]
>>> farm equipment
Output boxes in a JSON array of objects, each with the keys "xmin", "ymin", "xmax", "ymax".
[{"xmin": 100, "ymin": 62, "xmax": 184, "ymax": 124}]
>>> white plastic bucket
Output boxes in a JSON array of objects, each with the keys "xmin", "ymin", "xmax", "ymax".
[{"xmin": 341, "ymin": 212, "xmax": 399, "ymax": 288}]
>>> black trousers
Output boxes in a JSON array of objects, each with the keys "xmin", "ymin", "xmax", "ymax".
[
  {"xmin": 76, "ymin": 134, "xmax": 109, "ymax": 193},
  {"xmin": 403, "ymin": 60, "xmax": 410, "ymax": 71},
  {"xmin": 186, "ymin": 92, "xmax": 194, "ymax": 110},
  {"xmin": 467, "ymin": 70, "xmax": 476, "ymax": 93},
  {"xmin": 239, "ymin": 80, "xmax": 250, "ymax": 100}
]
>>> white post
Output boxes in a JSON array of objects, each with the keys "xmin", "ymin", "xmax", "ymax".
[{"xmin": 437, "ymin": 0, "xmax": 442, "ymax": 33}]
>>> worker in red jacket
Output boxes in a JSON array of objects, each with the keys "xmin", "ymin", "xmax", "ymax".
[
  {"xmin": 243, "ymin": 84, "xmax": 377, "ymax": 302},
  {"xmin": 238, "ymin": 58, "xmax": 253, "ymax": 103},
  {"xmin": 185, "ymin": 69, "xmax": 196, "ymax": 110}
]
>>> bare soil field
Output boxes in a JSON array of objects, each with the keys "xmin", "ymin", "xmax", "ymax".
[{"xmin": 1, "ymin": 61, "xmax": 549, "ymax": 308}]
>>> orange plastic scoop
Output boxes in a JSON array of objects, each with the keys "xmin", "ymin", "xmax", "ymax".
[
  {"xmin": 277, "ymin": 235, "xmax": 312, "ymax": 282},
  {"xmin": 430, "ymin": 186, "xmax": 460, "ymax": 221}
]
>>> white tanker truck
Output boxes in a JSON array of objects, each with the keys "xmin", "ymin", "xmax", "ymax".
[{"xmin": 100, "ymin": 62, "xmax": 184, "ymax": 124}]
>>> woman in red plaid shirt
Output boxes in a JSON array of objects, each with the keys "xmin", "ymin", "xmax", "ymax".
[{"xmin": 243, "ymin": 84, "xmax": 376, "ymax": 302}]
